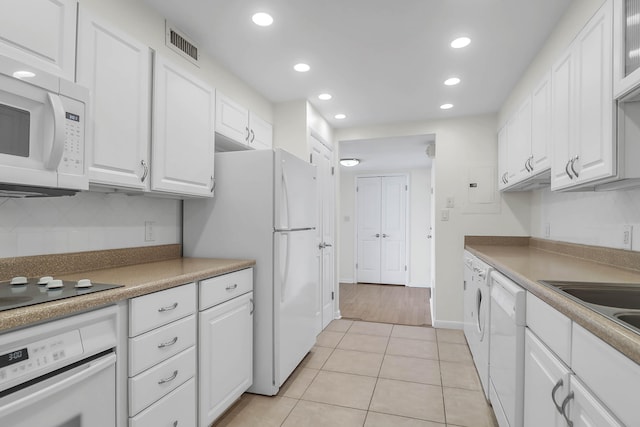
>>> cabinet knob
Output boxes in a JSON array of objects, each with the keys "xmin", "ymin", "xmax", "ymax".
[{"xmin": 570, "ymin": 155, "xmax": 579, "ymax": 178}]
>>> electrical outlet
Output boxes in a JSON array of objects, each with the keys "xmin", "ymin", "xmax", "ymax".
[
  {"xmin": 623, "ymin": 225, "xmax": 632, "ymax": 250},
  {"xmin": 544, "ymin": 223, "xmax": 551, "ymax": 238},
  {"xmin": 145, "ymin": 221, "xmax": 155, "ymax": 242},
  {"xmin": 446, "ymin": 197, "xmax": 455, "ymax": 208}
]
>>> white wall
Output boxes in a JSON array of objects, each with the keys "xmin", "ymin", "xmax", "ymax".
[
  {"xmin": 500, "ymin": 0, "xmax": 640, "ymax": 252},
  {"xmin": 0, "ymin": 0, "xmax": 274, "ymax": 259},
  {"xmin": 336, "ymin": 115, "xmax": 531, "ymax": 328},
  {"xmin": 0, "ymin": 193, "xmax": 180, "ymax": 258},
  {"xmin": 339, "ymin": 168, "xmax": 431, "ymax": 287}
]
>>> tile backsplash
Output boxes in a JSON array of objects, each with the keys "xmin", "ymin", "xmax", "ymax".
[
  {"xmin": 0, "ymin": 192, "xmax": 181, "ymax": 258},
  {"xmin": 532, "ymin": 187, "xmax": 640, "ymax": 251}
]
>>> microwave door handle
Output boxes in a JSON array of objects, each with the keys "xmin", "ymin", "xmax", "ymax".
[{"xmin": 43, "ymin": 93, "xmax": 66, "ymax": 170}]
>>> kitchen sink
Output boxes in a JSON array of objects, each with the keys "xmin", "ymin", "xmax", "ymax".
[{"xmin": 538, "ymin": 280, "xmax": 640, "ymax": 335}]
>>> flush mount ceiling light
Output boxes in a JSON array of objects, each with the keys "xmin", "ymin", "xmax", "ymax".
[
  {"xmin": 251, "ymin": 12, "xmax": 273, "ymax": 26},
  {"xmin": 334, "ymin": 113, "xmax": 346, "ymax": 119},
  {"xmin": 318, "ymin": 93, "xmax": 332, "ymax": 100},
  {"xmin": 340, "ymin": 158, "xmax": 360, "ymax": 167},
  {"xmin": 444, "ymin": 77, "xmax": 461, "ymax": 86},
  {"xmin": 450, "ymin": 37, "xmax": 471, "ymax": 49},
  {"xmin": 440, "ymin": 103, "xmax": 454, "ymax": 110},
  {"xmin": 294, "ymin": 63, "xmax": 310, "ymax": 72},
  {"xmin": 12, "ymin": 70, "xmax": 35, "ymax": 79}
]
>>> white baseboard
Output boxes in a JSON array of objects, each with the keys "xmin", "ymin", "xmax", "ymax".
[
  {"xmin": 407, "ymin": 282, "xmax": 430, "ymax": 288},
  {"xmin": 432, "ymin": 319, "xmax": 464, "ymax": 330},
  {"xmin": 339, "ymin": 277, "xmax": 355, "ymax": 284},
  {"xmin": 334, "ymin": 310, "xmax": 341, "ymax": 319}
]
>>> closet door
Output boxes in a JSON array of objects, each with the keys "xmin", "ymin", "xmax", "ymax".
[{"xmin": 356, "ymin": 177, "xmax": 382, "ymax": 283}]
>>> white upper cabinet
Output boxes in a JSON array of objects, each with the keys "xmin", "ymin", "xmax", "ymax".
[
  {"xmin": 0, "ymin": 0, "xmax": 77, "ymax": 80},
  {"xmin": 76, "ymin": 9, "xmax": 151, "ymax": 191},
  {"xmin": 509, "ymin": 97, "xmax": 533, "ymax": 185},
  {"xmin": 613, "ymin": 0, "xmax": 640, "ymax": 98},
  {"xmin": 215, "ymin": 92, "xmax": 272, "ymax": 151},
  {"xmin": 498, "ymin": 126, "xmax": 509, "ymax": 190},
  {"xmin": 152, "ymin": 54, "xmax": 215, "ymax": 197},
  {"xmin": 248, "ymin": 111, "xmax": 273, "ymax": 150},
  {"xmin": 530, "ymin": 72, "xmax": 552, "ymax": 174},
  {"xmin": 551, "ymin": 0, "xmax": 614, "ymax": 190}
]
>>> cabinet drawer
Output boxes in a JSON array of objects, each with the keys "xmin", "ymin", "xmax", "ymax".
[
  {"xmin": 129, "ymin": 346, "xmax": 196, "ymax": 416},
  {"xmin": 129, "ymin": 377, "xmax": 196, "ymax": 427},
  {"xmin": 129, "ymin": 314, "xmax": 196, "ymax": 376},
  {"xmin": 526, "ymin": 292, "xmax": 572, "ymax": 364},
  {"xmin": 129, "ymin": 283, "xmax": 196, "ymax": 336},
  {"xmin": 572, "ymin": 324, "xmax": 639, "ymax": 427},
  {"xmin": 199, "ymin": 268, "xmax": 253, "ymax": 310}
]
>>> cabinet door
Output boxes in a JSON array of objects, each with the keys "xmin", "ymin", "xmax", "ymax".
[
  {"xmin": 531, "ymin": 72, "xmax": 552, "ymax": 174},
  {"xmin": 248, "ymin": 112, "xmax": 273, "ymax": 150},
  {"xmin": 152, "ymin": 54, "xmax": 215, "ymax": 197},
  {"xmin": 77, "ymin": 10, "xmax": 151, "ymax": 190},
  {"xmin": 512, "ymin": 97, "xmax": 533, "ymax": 184},
  {"xmin": 199, "ymin": 292, "xmax": 253, "ymax": 427},
  {"xmin": 523, "ymin": 329, "xmax": 570, "ymax": 427},
  {"xmin": 506, "ymin": 114, "xmax": 521, "ymax": 185},
  {"xmin": 570, "ymin": 376, "xmax": 624, "ymax": 427},
  {"xmin": 0, "ymin": 0, "xmax": 76, "ymax": 80},
  {"xmin": 497, "ymin": 126, "xmax": 509, "ymax": 190},
  {"xmin": 573, "ymin": 1, "xmax": 615, "ymax": 185},
  {"xmin": 216, "ymin": 92, "xmax": 249, "ymax": 145},
  {"xmin": 550, "ymin": 45, "xmax": 576, "ymax": 190}
]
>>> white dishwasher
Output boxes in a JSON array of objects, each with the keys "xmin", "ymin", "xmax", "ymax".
[{"xmin": 489, "ymin": 271, "xmax": 526, "ymax": 427}]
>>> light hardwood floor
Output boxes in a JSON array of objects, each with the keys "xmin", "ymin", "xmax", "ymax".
[{"xmin": 339, "ymin": 283, "xmax": 431, "ymax": 326}]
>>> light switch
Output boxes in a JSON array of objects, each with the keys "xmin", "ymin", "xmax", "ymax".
[{"xmin": 441, "ymin": 209, "xmax": 450, "ymax": 221}]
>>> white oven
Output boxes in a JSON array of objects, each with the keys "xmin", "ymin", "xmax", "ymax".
[
  {"xmin": 0, "ymin": 306, "xmax": 118, "ymax": 427},
  {"xmin": 0, "ymin": 53, "xmax": 88, "ymax": 196}
]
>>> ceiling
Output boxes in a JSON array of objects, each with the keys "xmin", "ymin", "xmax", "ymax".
[
  {"xmin": 339, "ymin": 135, "xmax": 434, "ymax": 172},
  {"xmin": 144, "ymin": 0, "xmax": 570, "ymax": 171},
  {"xmin": 144, "ymin": 0, "xmax": 571, "ymax": 129}
]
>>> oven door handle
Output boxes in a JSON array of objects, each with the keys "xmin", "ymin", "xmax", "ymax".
[
  {"xmin": 0, "ymin": 352, "xmax": 115, "ymax": 417},
  {"xmin": 43, "ymin": 93, "xmax": 66, "ymax": 170}
]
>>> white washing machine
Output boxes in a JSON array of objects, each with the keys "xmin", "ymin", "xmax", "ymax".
[
  {"xmin": 463, "ymin": 251, "xmax": 477, "ymax": 347},
  {"xmin": 468, "ymin": 255, "xmax": 492, "ymax": 399}
]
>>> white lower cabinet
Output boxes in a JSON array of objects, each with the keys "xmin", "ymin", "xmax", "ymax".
[
  {"xmin": 198, "ymin": 269, "xmax": 254, "ymax": 427},
  {"xmin": 128, "ymin": 283, "xmax": 197, "ymax": 426}
]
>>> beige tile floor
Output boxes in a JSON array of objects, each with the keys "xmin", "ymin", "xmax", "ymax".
[{"xmin": 214, "ymin": 320, "xmax": 498, "ymax": 427}]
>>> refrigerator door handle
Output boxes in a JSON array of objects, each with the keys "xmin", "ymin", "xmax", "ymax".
[
  {"xmin": 280, "ymin": 161, "xmax": 291, "ymax": 230},
  {"xmin": 274, "ymin": 227, "xmax": 316, "ymax": 232},
  {"xmin": 278, "ymin": 232, "xmax": 291, "ymax": 303}
]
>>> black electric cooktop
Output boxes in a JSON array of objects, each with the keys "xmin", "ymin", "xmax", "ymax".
[{"xmin": 0, "ymin": 278, "xmax": 123, "ymax": 312}]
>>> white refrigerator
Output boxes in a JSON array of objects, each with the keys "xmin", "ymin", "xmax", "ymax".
[{"xmin": 183, "ymin": 148, "xmax": 318, "ymax": 396}]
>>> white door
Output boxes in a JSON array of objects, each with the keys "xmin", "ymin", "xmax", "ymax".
[
  {"xmin": 152, "ymin": 54, "xmax": 215, "ymax": 197},
  {"xmin": 310, "ymin": 138, "xmax": 336, "ymax": 331},
  {"xmin": 198, "ymin": 292, "xmax": 253, "ymax": 427},
  {"xmin": 0, "ymin": 0, "xmax": 77, "ymax": 80},
  {"xmin": 77, "ymin": 10, "xmax": 151, "ymax": 190},
  {"xmin": 356, "ymin": 175, "xmax": 407, "ymax": 285}
]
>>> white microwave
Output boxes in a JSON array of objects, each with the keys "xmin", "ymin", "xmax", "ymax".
[{"xmin": 0, "ymin": 54, "xmax": 88, "ymax": 197}]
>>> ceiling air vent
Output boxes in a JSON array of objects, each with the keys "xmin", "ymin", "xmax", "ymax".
[{"xmin": 165, "ymin": 21, "xmax": 199, "ymax": 65}]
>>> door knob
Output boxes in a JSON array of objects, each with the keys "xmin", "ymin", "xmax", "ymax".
[
  {"xmin": 375, "ymin": 234, "xmax": 380, "ymax": 238},
  {"xmin": 382, "ymin": 233, "xmax": 388, "ymax": 238}
]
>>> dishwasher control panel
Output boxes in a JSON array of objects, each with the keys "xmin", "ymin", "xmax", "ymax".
[{"xmin": 0, "ymin": 330, "xmax": 83, "ymax": 387}]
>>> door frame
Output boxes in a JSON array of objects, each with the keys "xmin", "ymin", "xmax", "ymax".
[{"xmin": 354, "ymin": 172, "xmax": 410, "ymax": 286}]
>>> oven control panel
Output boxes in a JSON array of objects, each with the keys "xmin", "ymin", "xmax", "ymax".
[{"xmin": 0, "ymin": 330, "xmax": 83, "ymax": 386}]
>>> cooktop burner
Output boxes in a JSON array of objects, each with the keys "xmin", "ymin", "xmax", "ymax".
[{"xmin": 0, "ymin": 277, "xmax": 124, "ymax": 312}]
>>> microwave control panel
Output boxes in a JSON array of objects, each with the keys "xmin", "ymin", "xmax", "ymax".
[{"xmin": 58, "ymin": 96, "xmax": 85, "ymax": 177}]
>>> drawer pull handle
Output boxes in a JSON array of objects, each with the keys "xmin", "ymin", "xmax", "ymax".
[
  {"xmin": 158, "ymin": 336, "xmax": 178, "ymax": 348},
  {"xmin": 551, "ymin": 379, "xmax": 564, "ymax": 413},
  {"xmin": 158, "ymin": 370, "xmax": 178, "ymax": 385},
  {"xmin": 226, "ymin": 284, "xmax": 238, "ymax": 291},
  {"xmin": 560, "ymin": 391, "xmax": 574, "ymax": 427},
  {"xmin": 158, "ymin": 302, "xmax": 178, "ymax": 312}
]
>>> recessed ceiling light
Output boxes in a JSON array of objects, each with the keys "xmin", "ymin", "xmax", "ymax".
[
  {"xmin": 450, "ymin": 37, "xmax": 471, "ymax": 49},
  {"xmin": 12, "ymin": 70, "xmax": 35, "ymax": 79},
  {"xmin": 340, "ymin": 158, "xmax": 360, "ymax": 167},
  {"xmin": 318, "ymin": 93, "xmax": 332, "ymax": 100},
  {"xmin": 334, "ymin": 113, "xmax": 346, "ymax": 119},
  {"xmin": 251, "ymin": 12, "xmax": 273, "ymax": 27},
  {"xmin": 440, "ymin": 103, "xmax": 454, "ymax": 110},
  {"xmin": 444, "ymin": 77, "xmax": 461, "ymax": 86},
  {"xmin": 294, "ymin": 63, "xmax": 310, "ymax": 72}
]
